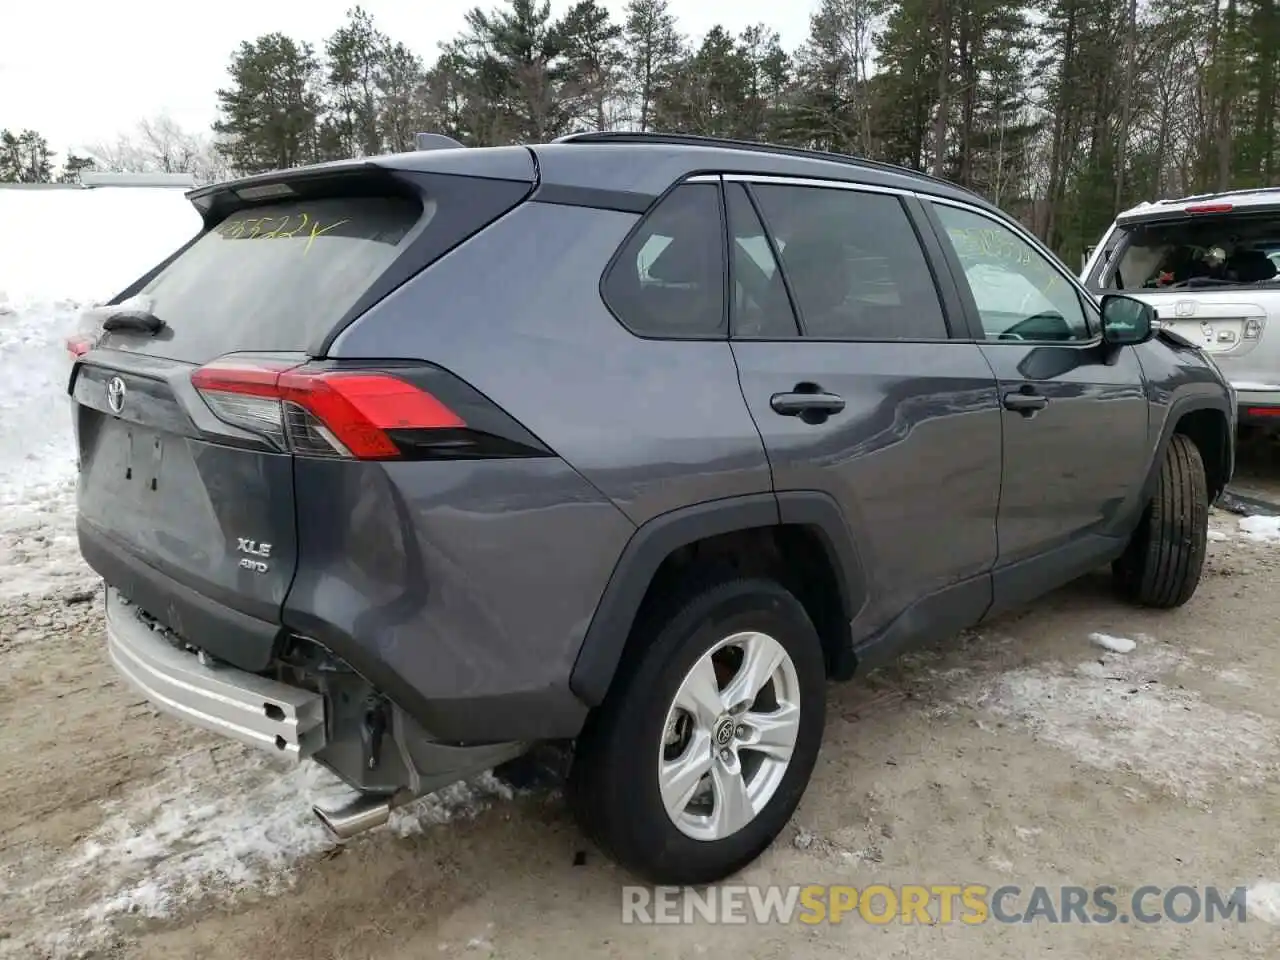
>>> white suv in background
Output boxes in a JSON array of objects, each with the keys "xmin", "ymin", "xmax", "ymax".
[{"xmin": 1082, "ymin": 188, "xmax": 1280, "ymax": 432}]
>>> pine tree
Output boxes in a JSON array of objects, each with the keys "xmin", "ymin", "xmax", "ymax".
[
  {"xmin": 57, "ymin": 154, "xmax": 97, "ymax": 184},
  {"xmin": 623, "ymin": 0, "xmax": 685, "ymax": 131},
  {"xmin": 456, "ymin": 0, "xmax": 573, "ymax": 143},
  {"xmin": 0, "ymin": 129, "xmax": 55, "ymax": 182},
  {"xmin": 214, "ymin": 33, "xmax": 325, "ymax": 173},
  {"xmin": 790, "ymin": 0, "xmax": 887, "ymax": 155},
  {"xmin": 653, "ymin": 25, "xmax": 752, "ymax": 136},
  {"xmin": 559, "ymin": 0, "xmax": 626, "ymax": 131},
  {"xmin": 324, "ymin": 6, "xmax": 390, "ymax": 158},
  {"xmin": 735, "ymin": 25, "xmax": 793, "ymax": 142},
  {"xmin": 379, "ymin": 41, "xmax": 429, "ymax": 152}
]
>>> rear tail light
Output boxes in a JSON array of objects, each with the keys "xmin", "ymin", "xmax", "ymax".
[
  {"xmin": 1244, "ymin": 318, "xmax": 1262, "ymax": 340},
  {"xmin": 1247, "ymin": 407, "xmax": 1280, "ymax": 418},
  {"xmin": 1185, "ymin": 202, "xmax": 1234, "ymax": 214},
  {"xmin": 191, "ymin": 359, "xmax": 465, "ymax": 460},
  {"xmin": 65, "ymin": 335, "xmax": 93, "ymax": 358}
]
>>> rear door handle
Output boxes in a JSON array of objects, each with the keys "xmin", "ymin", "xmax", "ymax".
[
  {"xmin": 1003, "ymin": 391, "xmax": 1048, "ymax": 414},
  {"xmin": 770, "ymin": 391, "xmax": 846, "ymax": 417}
]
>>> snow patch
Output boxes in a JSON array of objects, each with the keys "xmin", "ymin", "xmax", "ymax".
[
  {"xmin": 956, "ymin": 642, "xmax": 1280, "ymax": 804},
  {"xmin": 1207, "ymin": 529, "xmax": 1229, "ymax": 542},
  {"xmin": 1085, "ymin": 632, "xmax": 1136, "ymax": 655},
  {"xmin": 3, "ymin": 746, "xmax": 513, "ymax": 958},
  {"xmin": 1215, "ymin": 668, "xmax": 1254, "ymax": 687},
  {"xmin": 0, "ymin": 301, "xmax": 95, "ymax": 600},
  {"xmin": 1089, "ymin": 632, "xmax": 1137, "ymax": 654},
  {"xmin": 1239, "ymin": 515, "xmax": 1280, "ymax": 543},
  {"xmin": 0, "ymin": 188, "xmax": 199, "ymax": 600},
  {"xmin": 1247, "ymin": 882, "xmax": 1280, "ymax": 924}
]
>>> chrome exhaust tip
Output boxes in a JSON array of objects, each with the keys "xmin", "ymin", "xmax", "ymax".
[{"xmin": 313, "ymin": 793, "xmax": 395, "ymax": 840}]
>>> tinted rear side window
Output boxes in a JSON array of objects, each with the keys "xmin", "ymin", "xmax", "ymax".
[
  {"xmin": 602, "ymin": 182, "xmax": 726, "ymax": 338},
  {"xmin": 134, "ymin": 195, "xmax": 426, "ymax": 362},
  {"xmin": 725, "ymin": 183, "xmax": 799, "ymax": 339},
  {"xmin": 750, "ymin": 184, "xmax": 949, "ymax": 340}
]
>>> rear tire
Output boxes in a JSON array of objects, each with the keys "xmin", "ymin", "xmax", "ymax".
[
  {"xmin": 1113, "ymin": 433, "xmax": 1209, "ymax": 608},
  {"xmin": 567, "ymin": 577, "xmax": 826, "ymax": 886}
]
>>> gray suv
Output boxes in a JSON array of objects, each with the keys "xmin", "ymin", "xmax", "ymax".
[{"xmin": 70, "ymin": 132, "xmax": 1234, "ymax": 886}]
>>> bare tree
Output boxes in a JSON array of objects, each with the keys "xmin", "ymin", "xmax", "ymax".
[{"xmin": 86, "ymin": 114, "xmax": 231, "ymax": 184}]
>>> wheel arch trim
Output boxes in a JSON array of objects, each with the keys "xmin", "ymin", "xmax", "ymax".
[
  {"xmin": 569, "ymin": 491, "xmax": 866, "ymax": 707},
  {"xmin": 1146, "ymin": 393, "xmax": 1234, "ymax": 505}
]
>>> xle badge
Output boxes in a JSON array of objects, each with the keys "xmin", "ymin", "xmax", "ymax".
[{"xmin": 236, "ymin": 538, "xmax": 272, "ymax": 574}]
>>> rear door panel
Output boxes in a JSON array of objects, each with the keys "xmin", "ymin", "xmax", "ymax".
[
  {"xmin": 732, "ymin": 340, "xmax": 1003, "ymax": 627},
  {"xmin": 725, "ymin": 177, "xmax": 1002, "ymax": 639}
]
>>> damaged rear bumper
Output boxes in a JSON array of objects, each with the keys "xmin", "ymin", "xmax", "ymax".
[
  {"xmin": 105, "ymin": 587, "xmax": 327, "ymax": 758},
  {"xmin": 103, "ymin": 584, "xmax": 529, "ymax": 839}
]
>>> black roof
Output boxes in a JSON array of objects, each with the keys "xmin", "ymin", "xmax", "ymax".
[
  {"xmin": 189, "ymin": 131, "xmax": 996, "ymax": 222},
  {"xmin": 554, "ymin": 131, "xmax": 966, "ymax": 191},
  {"xmin": 535, "ymin": 131, "xmax": 989, "ymax": 209}
]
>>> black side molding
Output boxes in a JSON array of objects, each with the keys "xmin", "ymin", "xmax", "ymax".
[
  {"xmin": 569, "ymin": 491, "xmax": 865, "ymax": 706},
  {"xmin": 530, "ymin": 183, "xmax": 656, "ymax": 214}
]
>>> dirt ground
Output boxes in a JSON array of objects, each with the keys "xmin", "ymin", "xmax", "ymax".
[{"xmin": 4, "ymin": 446, "xmax": 1280, "ymax": 959}]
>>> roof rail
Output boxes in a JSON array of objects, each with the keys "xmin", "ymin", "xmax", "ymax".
[
  {"xmin": 552, "ymin": 131, "xmax": 970, "ymax": 194},
  {"xmin": 415, "ymin": 132, "xmax": 464, "ymax": 151}
]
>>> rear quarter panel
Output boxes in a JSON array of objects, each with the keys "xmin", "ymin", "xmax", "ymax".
[
  {"xmin": 284, "ymin": 455, "xmax": 635, "ymax": 741},
  {"xmin": 317, "ymin": 200, "xmax": 773, "ymax": 737},
  {"xmin": 329, "ymin": 200, "xmax": 774, "ymax": 524}
]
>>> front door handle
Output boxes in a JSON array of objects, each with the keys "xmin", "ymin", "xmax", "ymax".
[
  {"xmin": 1003, "ymin": 391, "xmax": 1048, "ymax": 414},
  {"xmin": 771, "ymin": 390, "xmax": 846, "ymax": 417}
]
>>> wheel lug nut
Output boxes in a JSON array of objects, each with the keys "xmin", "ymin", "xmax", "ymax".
[
  {"xmin": 735, "ymin": 726, "xmax": 746, "ymax": 738},
  {"xmin": 719, "ymin": 748, "xmax": 732, "ymax": 762}
]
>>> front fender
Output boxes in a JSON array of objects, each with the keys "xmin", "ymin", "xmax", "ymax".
[{"xmin": 1125, "ymin": 340, "xmax": 1235, "ymax": 525}]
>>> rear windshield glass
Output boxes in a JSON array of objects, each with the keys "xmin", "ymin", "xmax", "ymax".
[
  {"xmin": 1100, "ymin": 213, "xmax": 1280, "ymax": 292},
  {"xmin": 131, "ymin": 194, "xmax": 426, "ymax": 361}
]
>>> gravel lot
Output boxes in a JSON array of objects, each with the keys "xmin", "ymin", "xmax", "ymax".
[{"xmin": 3, "ymin": 444, "xmax": 1279, "ymax": 959}]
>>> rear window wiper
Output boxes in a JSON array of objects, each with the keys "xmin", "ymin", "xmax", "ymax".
[{"xmin": 102, "ymin": 309, "xmax": 166, "ymax": 335}]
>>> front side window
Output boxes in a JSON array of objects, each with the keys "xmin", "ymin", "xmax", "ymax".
[
  {"xmin": 602, "ymin": 183, "xmax": 726, "ymax": 338},
  {"xmin": 934, "ymin": 204, "xmax": 1091, "ymax": 343}
]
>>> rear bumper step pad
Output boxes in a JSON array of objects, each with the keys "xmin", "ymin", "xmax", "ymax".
[{"xmin": 105, "ymin": 587, "xmax": 327, "ymax": 758}]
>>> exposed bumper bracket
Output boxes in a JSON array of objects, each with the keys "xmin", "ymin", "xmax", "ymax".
[{"xmin": 105, "ymin": 587, "xmax": 327, "ymax": 758}]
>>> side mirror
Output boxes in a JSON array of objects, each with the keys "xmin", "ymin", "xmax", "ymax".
[{"xmin": 1100, "ymin": 294, "xmax": 1156, "ymax": 346}]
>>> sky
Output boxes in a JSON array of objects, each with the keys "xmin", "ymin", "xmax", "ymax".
[{"xmin": 1, "ymin": 0, "xmax": 818, "ymax": 160}]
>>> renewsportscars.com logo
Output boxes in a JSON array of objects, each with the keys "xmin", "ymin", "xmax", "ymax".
[{"xmin": 622, "ymin": 884, "xmax": 1252, "ymax": 925}]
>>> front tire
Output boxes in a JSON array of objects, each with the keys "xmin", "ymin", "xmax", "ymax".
[
  {"xmin": 568, "ymin": 578, "xmax": 826, "ymax": 886},
  {"xmin": 1114, "ymin": 433, "xmax": 1209, "ymax": 608}
]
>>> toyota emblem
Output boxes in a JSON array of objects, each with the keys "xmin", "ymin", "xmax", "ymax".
[
  {"xmin": 106, "ymin": 376, "xmax": 127, "ymax": 414},
  {"xmin": 714, "ymin": 718, "xmax": 736, "ymax": 746}
]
